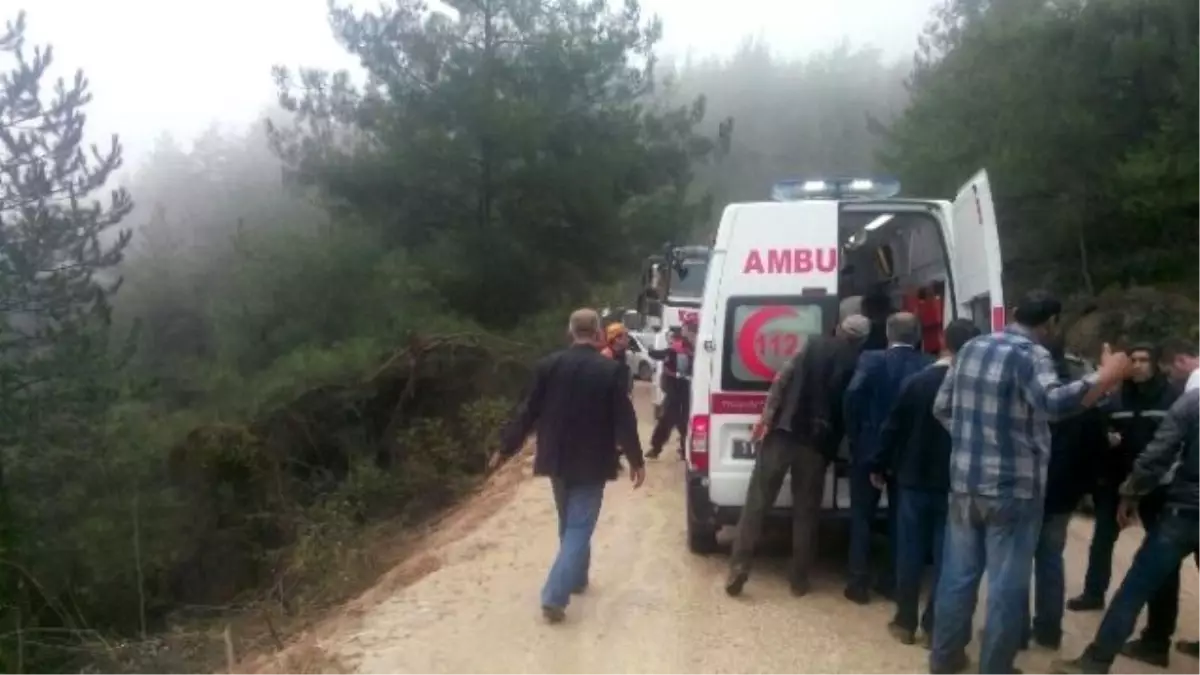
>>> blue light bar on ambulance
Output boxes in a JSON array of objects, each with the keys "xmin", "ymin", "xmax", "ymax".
[{"xmin": 770, "ymin": 176, "xmax": 901, "ymax": 202}]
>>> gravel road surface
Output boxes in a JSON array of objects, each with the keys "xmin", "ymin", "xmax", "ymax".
[{"xmin": 278, "ymin": 383, "xmax": 1198, "ymax": 674}]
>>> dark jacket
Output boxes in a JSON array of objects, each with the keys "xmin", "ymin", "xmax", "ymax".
[
  {"xmin": 1101, "ymin": 375, "xmax": 1180, "ymax": 486},
  {"xmin": 769, "ymin": 333, "xmax": 863, "ymax": 459},
  {"xmin": 501, "ymin": 344, "xmax": 644, "ymax": 483},
  {"xmin": 1045, "ymin": 404, "xmax": 1107, "ymax": 514},
  {"xmin": 1040, "ymin": 351, "xmax": 1106, "ymax": 513},
  {"xmin": 871, "ymin": 360, "xmax": 952, "ymax": 491},
  {"xmin": 844, "ymin": 345, "xmax": 933, "ymax": 464},
  {"xmin": 650, "ymin": 334, "xmax": 694, "ymax": 380},
  {"xmin": 1121, "ymin": 388, "xmax": 1199, "ymax": 513}
]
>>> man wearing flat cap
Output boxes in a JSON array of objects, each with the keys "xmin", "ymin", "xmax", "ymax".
[{"xmin": 725, "ymin": 313, "xmax": 871, "ymax": 598}]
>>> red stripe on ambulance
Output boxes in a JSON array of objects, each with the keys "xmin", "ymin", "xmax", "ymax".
[{"xmin": 742, "ymin": 248, "xmax": 838, "ymax": 275}]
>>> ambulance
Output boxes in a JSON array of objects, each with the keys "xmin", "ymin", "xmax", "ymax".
[{"xmin": 684, "ymin": 172, "xmax": 1004, "ymax": 554}]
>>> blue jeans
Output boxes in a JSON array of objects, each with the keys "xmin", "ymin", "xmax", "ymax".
[
  {"xmin": 541, "ymin": 479, "xmax": 605, "ymax": 610},
  {"xmin": 931, "ymin": 494, "xmax": 1042, "ymax": 675},
  {"xmin": 1086, "ymin": 510, "xmax": 1200, "ymax": 665},
  {"xmin": 1029, "ymin": 512, "xmax": 1071, "ymax": 644},
  {"xmin": 848, "ymin": 466, "xmax": 896, "ymax": 590},
  {"xmin": 893, "ymin": 488, "xmax": 947, "ymax": 634},
  {"xmin": 1082, "ymin": 486, "xmax": 1120, "ymax": 599}
]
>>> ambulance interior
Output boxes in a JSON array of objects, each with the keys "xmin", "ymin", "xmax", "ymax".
[{"xmin": 838, "ymin": 209, "xmax": 952, "ymax": 355}]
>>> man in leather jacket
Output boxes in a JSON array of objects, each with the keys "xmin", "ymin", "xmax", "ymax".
[
  {"xmin": 724, "ymin": 314, "xmax": 869, "ymax": 598},
  {"xmin": 1054, "ymin": 387, "xmax": 1199, "ymax": 674}
]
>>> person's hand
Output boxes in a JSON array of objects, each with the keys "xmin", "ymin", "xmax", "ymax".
[
  {"xmin": 629, "ymin": 465, "xmax": 646, "ymax": 489},
  {"xmin": 869, "ymin": 473, "xmax": 887, "ymax": 490},
  {"xmin": 487, "ymin": 451, "xmax": 507, "ymax": 472},
  {"xmin": 1117, "ymin": 497, "xmax": 1139, "ymax": 529},
  {"xmin": 1107, "ymin": 431, "xmax": 1122, "ymax": 448},
  {"xmin": 750, "ymin": 418, "xmax": 767, "ymax": 442},
  {"xmin": 1099, "ymin": 343, "xmax": 1132, "ymax": 383}
]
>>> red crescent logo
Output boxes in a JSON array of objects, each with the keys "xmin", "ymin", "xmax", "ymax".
[{"xmin": 736, "ymin": 306, "xmax": 799, "ymax": 380}]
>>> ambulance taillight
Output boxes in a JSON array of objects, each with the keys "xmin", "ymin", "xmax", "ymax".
[{"xmin": 689, "ymin": 415, "xmax": 710, "ymax": 474}]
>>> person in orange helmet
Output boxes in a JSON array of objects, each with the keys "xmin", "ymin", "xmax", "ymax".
[{"xmin": 601, "ymin": 322, "xmax": 634, "ymax": 395}]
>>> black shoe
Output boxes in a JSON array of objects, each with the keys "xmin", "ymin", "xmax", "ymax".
[
  {"xmin": 843, "ymin": 584, "xmax": 870, "ymax": 605},
  {"xmin": 725, "ymin": 569, "xmax": 749, "ymax": 597},
  {"xmin": 789, "ymin": 577, "xmax": 810, "ymax": 597},
  {"xmin": 887, "ymin": 620, "xmax": 915, "ymax": 646},
  {"xmin": 1120, "ymin": 639, "xmax": 1169, "ymax": 668},
  {"xmin": 646, "ymin": 448, "xmax": 662, "ymax": 460},
  {"xmin": 1066, "ymin": 593, "xmax": 1105, "ymax": 612},
  {"xmin": 541, "ymin": 605, "xmax": 566, "ymax": 624},
  {"xmin": 1176, "ymin": 640, "xmax": 1199, "ymax": 658}
]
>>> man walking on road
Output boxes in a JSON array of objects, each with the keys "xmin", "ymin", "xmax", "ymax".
[
  {"xmin": 492, "ymin": 308, "xmax": 646, "ymax": 624},
  {"xmin": 1054, "ymin": 387, "xmax": 1199, "ymax": 675},
  {"xmin": 869, "ymin": 318, "xmax": 980, "ymax": 646},
  {"xmin": 725, "ymin": 314, "xmax": 869, "ymax": 598},
  {"xmin": 928, "ymin": 291, "xmax": 1130, "ymax": 674},
  {"xmin": 844, "ymin": 312, "xmax": 932, "ymax": 604}
]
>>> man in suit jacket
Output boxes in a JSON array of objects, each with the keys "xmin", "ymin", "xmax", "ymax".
[
  {"xmin": 843, "ymin": 312, "xmax": 932, "ymax": 604},
  {"xmin": 492, "ymin": 308, "xmax": 646, "ymax": 624}
]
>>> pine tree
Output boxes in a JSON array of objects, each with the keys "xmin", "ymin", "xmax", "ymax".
[{"xmin": 1, "ymin": 14, "xmax": 133, "ymax": 668}]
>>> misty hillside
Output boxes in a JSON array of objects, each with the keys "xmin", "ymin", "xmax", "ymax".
[{"xmin": 1, "ymin": 0, "xmax": 1196, "ymax": 671}]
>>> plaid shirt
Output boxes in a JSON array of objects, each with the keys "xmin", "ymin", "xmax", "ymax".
[{"xmin": 933, "ymin": 325, "xmax": 1098, "ymax": 500}]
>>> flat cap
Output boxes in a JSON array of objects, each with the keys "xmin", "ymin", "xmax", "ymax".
[{"xmin": 840, "ymin": 314, "xmax": 870, "ymax": 339}]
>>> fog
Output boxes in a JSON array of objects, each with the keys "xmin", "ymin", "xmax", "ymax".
[{"xmin": 22, "ymin": 0, "xmax": 938, "ymax": 167}]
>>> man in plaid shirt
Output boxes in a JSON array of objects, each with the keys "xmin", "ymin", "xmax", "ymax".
[{"xmin": 928, "ymin": 291, "xmax": 1131, "ymax": 675}]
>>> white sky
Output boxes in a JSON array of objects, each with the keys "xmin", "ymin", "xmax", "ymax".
[{"xmin": 17, "ymin": 0, "xmax": 937, "ymax": 169}]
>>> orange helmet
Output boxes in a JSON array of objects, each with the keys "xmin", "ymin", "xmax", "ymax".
[{"xmin": 606, "ymin": 323, "xmax": 628, "ymax": 343}]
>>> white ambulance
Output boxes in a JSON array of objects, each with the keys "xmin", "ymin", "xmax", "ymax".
[{"xmin": 684, "ymin": 172, "xmax": 1004, "ymax": 553}]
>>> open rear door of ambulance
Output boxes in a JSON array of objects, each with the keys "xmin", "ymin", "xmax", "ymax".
[{"xmin": 950, "ymin": 170, "xmax": 1005, "ymax": 332}]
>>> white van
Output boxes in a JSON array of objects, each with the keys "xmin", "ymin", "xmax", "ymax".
[{"xmin": 684, "ymin": 172, "xmax": 1004, "ymax": 553}]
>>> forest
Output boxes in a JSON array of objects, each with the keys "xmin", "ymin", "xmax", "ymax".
[{"xmin": 0, "ymin": 0, "xmax": 1196, "ymax": 670}]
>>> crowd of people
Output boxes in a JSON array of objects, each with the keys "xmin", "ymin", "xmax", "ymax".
[
  {"xmin": 490, "ymin": 295, "xmax": 1198, "ymax": 675},
  {"xmin": 725, "ymin": 290, "xmax": 1198, "ymax": 674}
]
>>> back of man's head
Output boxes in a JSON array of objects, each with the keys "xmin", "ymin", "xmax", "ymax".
[
  {"xmin": 944, "ymin": 318, "xmax": 982, "ymax": 356},
  {"xmin": 886, "ymin": 312, "xmax": 921, "ymax": 347},
  {"xmin": 1161, "ymin": 337, "xmax": 1198, "ymax": 361},
  {"xmin": 1012, "ymin": 290, "xmax": 1062, "ymax": 329},
  {"xmin": 839, "ymin": 314, "xmax": 870, "ymax": 342},
  {"xmin": 568, "ymin": 308, "xmax": 601, "ymax": 344}
]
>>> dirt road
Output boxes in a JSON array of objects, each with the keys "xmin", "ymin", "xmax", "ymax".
[{"xmin": 285, "ymin": 383, "xmax": 1198, "ymax": 674}]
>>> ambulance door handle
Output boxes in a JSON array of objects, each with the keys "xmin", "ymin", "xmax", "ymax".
[{"xmin": 703, "ymin": 338, "xmax": 716, "ymax": 352}]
